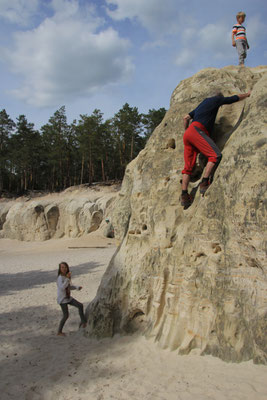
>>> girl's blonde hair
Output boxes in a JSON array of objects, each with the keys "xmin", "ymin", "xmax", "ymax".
[{"xmin": 236, "ymin": 11, "xmax": 246, "ymax": 19}]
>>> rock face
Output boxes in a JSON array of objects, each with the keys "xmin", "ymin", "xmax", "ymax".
[
  {"xmin": 86, "ymin": 66, "xmax": 267, "ymax": 364},
  {"xmin": 0, "ymin": 185, "xmax": 118, "ymax": 241}
]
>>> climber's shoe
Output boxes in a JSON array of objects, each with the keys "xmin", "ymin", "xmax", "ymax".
[
  {"xmin": 181, "ymin": 192, "xmax": 193, "ymax": 207},
  {"xmin": 199, "ymin": 180, "xmax": 210, "ymax": 195}
]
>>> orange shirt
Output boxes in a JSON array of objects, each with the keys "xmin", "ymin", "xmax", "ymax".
[{"xmin": 232, "ymin": 24, "xmax": 247, "ymax": 41}]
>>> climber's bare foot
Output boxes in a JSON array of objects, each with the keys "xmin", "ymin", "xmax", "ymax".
[{"xmin": 57, "ymin": 332, "xmax": 66, "ymax": 336}]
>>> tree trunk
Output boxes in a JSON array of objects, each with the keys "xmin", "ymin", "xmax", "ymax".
[
  {"xmin": 52, "ymin": 165, "xmax": 55, "ymax": 191},
  {"xmin": 101, "ymin": 159, "xmax": 105, "ymax": 181},
  {"xmin": 80, "ymin": 155, "xmax": 84, "ymax": 185},
  {"xmin": 25, "ymin": 170, "xmax": 28, "ymax": 191},
  {"xmin": 130, "ymin": 133, "xmax": 134, "ymax": 160},
  {"xmin": 88, "ymin": 142, "xmax": 92, "ymax": 184},
  {"xmin": 0, "ymin": 168, "xmax": 3, "ymax": 193}
]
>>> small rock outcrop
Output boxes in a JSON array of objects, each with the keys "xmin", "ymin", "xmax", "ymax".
[
  {"xmin": 0, "ymin": 185, "xmax": 118, "ymax": 241},
  {"xmin": 86, "ymin": 66, "xmax": 267, "ymax": 364}
]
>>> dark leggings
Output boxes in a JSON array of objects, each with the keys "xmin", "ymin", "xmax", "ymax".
[{"xmin": 58, "ymin": 298, "xmax": 86, "ymax": 333}]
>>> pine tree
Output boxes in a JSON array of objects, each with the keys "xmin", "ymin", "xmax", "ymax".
[
  {"xmin": 0, "ymin": 110, "xmax": 15, "ymax": 193},
  {"xmin": 76, "ymin": 109, "xmax": 108, "ymax": 184},
  {"xmin": 9, "ymin": 115, "xmax": 42, "ymax": 192},
  {"xmin": 41, "ymin": 106, "xmax": 69, "ymax": 191},
  {"xmin": 111, "ymin": 103, "xmax": 143, "ymax": 178},
  {"xmin": 142, "ymin": 108, "xmax": 167, "ymax": 141}
]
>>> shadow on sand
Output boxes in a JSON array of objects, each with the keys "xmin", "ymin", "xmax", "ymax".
[
  {"xmin": 0, "ymin": 261, "xmax": 100, "ymax": 296},
  {"xmin": 0, "ymin": 303, "xmax": 139, "ymax": 400}
]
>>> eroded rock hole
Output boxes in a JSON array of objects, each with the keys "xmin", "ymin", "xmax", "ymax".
[
  {"xmin": 46, "ymin": 206, "xmax": 59, "ymax": 232},
  {"xmin": 124, "ymin": 310, "xmax": 146, "ymax": 333},
  {"xmin": 166, "ymin": 138, "xmax": 176, "ymax": 149},
  {"xmin": 34, "ymin": 205, "xmax": 44, "ymax": 214}
]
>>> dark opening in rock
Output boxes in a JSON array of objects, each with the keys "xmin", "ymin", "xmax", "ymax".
[{"xmin": 166, "ymin": 138, "xmax": 176, "ymax": 149}]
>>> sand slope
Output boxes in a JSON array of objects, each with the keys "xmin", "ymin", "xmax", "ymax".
[{"xmin": 0, "ymin": 235, "xmax": 266, "ymax": 400}]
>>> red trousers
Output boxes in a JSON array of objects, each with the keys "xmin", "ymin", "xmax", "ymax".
[{"xmin": 182, "ymin": 121, "xmax": 222, "ymax": 175}]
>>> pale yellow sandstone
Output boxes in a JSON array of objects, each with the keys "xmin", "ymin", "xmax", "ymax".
[{"xmin": 86, "ymin": 66, "xmax": 267, "ymax": 364}]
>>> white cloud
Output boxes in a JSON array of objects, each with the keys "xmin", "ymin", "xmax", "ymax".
[
  {"xmin": 198, "ymin": 23, "xmax": 232, "ymax": 59},
  {"xmin": 174, "ymin": 13, "xmax": 267, "ymax": 69},
  {"xmin": 0, "ymin": 0, "xmax": 39, "ymax": 26},
  {"xmin": 105, "ymin": 0, "xmax": 182, "ymax": 35},
  {"xmin": 246, "ymin": 15, "xmax": 267, "ymax": 46},
  {"xmin": 174, "ymin": 49, "xmax": 195, "ymax": 67},
  {"xmin": 175, "ymin": 21, "xmax": 235, "ymax": 68},
  {"xmin": 182, "ymin": 27, "xmax": 196, "ymax": 42},
  {"xmin": 3, "ymin": 0, "xmax": 134, "ymax": 107},
  {"xmin": 141, "ymin": 39, "xmax": 168, "ymax": 50}
]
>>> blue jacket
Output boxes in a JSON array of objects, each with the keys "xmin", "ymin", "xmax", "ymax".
[{"xmin": 189, "ymin": 95, "xmax": 239, "ymax": 133}]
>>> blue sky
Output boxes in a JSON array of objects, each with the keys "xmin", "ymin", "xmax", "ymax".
[{"xmin": 0, "ymin": 0, "xmax": 266, "ymax": 129}]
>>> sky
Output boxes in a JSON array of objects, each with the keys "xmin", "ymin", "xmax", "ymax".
[{"xmin": 0, "ymin": 0, "xmax": 266, "ymax": 129}]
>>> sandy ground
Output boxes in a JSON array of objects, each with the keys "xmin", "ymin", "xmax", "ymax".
[{"xmin": 0, "ymin": 234, "xmax": 266, "ymax": 400}]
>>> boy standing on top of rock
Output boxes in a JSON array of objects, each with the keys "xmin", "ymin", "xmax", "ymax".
[{"xmin": 232, "ymin": 11, "xmax": 249, "ymax": 66}]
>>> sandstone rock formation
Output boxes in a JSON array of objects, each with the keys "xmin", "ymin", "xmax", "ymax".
[
  {"xmin": 86, "ymin": 66, "xmax": 267, "ymax": 364},
  {"xmin": 0, "ymin": 185, "xmax": 118, "ymax": 241}
]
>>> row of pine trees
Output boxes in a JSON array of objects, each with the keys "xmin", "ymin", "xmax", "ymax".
[{"xmin": 0, "ymin": 104, "xmax": 166, "ymax": 195}]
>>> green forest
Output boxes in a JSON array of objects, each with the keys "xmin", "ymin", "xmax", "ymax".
[{"xmin": 0, "ymin": 104, "xmax": 166, "ymax": 195}]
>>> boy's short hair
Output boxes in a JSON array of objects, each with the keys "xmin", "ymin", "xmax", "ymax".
[{"xmin": 236, "ymin": 11, "xmax": 246, "ymax": 19}]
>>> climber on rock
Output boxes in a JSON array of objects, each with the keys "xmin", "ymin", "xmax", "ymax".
[{"xmin": 181, "ymin": 90, "xmax": 251, "ymax": 207}]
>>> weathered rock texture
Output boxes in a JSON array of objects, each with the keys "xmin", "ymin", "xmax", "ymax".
[
  {"xmin": 86, "ymin": 66, "xmax": 267, "ymax": 364},
  {"xmin": 0, "ymin": 185, "xmax": 118, "ymax": 241}
]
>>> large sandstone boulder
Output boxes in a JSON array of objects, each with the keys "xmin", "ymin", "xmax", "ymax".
[
  {"xmin": 86, "ymin": 66, "xmax": 267, "ymax": 364},
  {"xmin": 0, "ymin": 185, "xmax": 118, "ymax": 241}
]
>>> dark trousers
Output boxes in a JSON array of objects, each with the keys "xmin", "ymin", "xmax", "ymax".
[{"xmin": 58, "ymin": 298, "xmax": 86, "ymax": 333}]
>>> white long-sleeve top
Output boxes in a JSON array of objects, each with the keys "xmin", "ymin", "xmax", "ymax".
[{"xmin": 57, "ymin": 275, "xmax": 79, "ymax": 304}]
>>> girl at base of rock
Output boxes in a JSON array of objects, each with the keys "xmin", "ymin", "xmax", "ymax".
[{"xmin": 57, "ymin": 261, "xmax": 86, "ymax": 336}]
